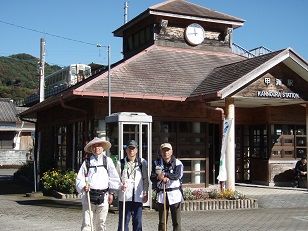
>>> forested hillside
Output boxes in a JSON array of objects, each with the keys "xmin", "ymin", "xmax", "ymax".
[{"xmin": 0, "ymin": 53, "xmax": 61, "ymax": 101}]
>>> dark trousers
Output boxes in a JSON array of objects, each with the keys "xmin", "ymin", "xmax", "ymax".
[
  {"xmin": 295, "ymin": 175, "xmax": 307, "ymax": 188},
  {"xmin": 157, "ymin": 196, "xmax": 181, "ymax": 231},
  {"xmin": 118, "ymin": 201, "xmax": 143, "ymax": 231}
]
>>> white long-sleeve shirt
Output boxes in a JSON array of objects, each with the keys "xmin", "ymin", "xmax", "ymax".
[{"xmin": 76, "ymin": 153, "xmax": 120, "ymax": 205}]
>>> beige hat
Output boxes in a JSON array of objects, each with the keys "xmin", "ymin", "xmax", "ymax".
[
  {"xmin": 160, "ymin": 143, "xmax": 172, "ymax": 150},
  {"xmin": 84, "ymin": 137, "xmax": 111, "ymax": 153}
]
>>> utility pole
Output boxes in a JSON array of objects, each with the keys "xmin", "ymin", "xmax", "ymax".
[
  {"xmin": 39, "ymin": 38, "xmax": 45, "ymax": 102},
  {"xmin": 97, "ymin": 44, "xmax": 112, "ymax": 116},
  {"xmin": 107, "ymin": 45, "xmax": 111, "ymax": 116},
  {"xmin": 124, "ymin": 0, "xmax": 128, "ymax": 24}
]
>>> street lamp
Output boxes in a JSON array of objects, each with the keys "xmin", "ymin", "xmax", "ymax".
[{"xmin": 97, "ymin": 44, "xmax": 111, "ymax": 116}]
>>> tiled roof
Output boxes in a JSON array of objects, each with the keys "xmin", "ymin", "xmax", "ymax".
[
  {"xmin": 0, "ymin": 98, "xmax": 18, "ymax": 122},
  {"xmin": 191, "ymin": 50, "xmax": 283, "ymax": 98},
  {"xmin": 76, "ymin": 45, "xmax": 245, "ymax": 100},
  {"xmin": 114, "ymin": 0, "xmax": 244, "ymax": 36},
  {"xmin": 150, "ymin": 0, "xmax": 245, "ymax": 23}
]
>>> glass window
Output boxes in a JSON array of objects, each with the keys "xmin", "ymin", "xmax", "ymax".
[
  {"xmin": 250, "ymin": 126, "xmax": 268, "ymax": 159},
  {"xmin": 0, "ymin": 131, "xmax": 15, "ymax": 149},
  {"xmin": 152, "ymin": 120, "xmax": 208, "ymax": 186},
  {"xmin": 71, "ymin": 65, "xmax": 77, "ymax": 76},
  {"xmin": 271, "ymin": 124, "xmax": 306, "ymax": 158},
  {"xmin": 55, "ymin": 126, "xmax": 67, "ymax": 170}
]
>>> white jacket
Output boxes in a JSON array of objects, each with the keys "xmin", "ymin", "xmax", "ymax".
[
  {"xmin": 116, "ymin": 157, "xmax": 149, "ymax": 203},
  {"xmin": 152, "ymin": 157, "xmax": 184, "ymax": 205},
  {"xmin": 75, "ymin": 153, "xmax": 120, "ymax": 206}
]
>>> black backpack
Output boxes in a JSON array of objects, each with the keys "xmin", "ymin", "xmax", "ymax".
[
  {"xmin": 85, "ymin": 154, "xmax": 108, "ymax": 175},
  {"xmin": 120, "ymin": 157, "xmax": 143, "ymax": 176}
]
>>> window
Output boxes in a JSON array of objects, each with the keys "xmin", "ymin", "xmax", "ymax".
[
  {"xmin": 55, "ymin": 126, "xmax": 67, "ymax": 170},
  {"xmin": 152, "ymin": 121, "xmax": 209, "ymax": 186},
  {"xmin": 271, "ymin": 124, "xmax": 306, "ymax": 158},
  {"xmin": 250, "ymin": 126, "xmax": 268, "ymax": 159},
  {"xmin": 0, "ymin": 132, "xmax": 15, "ymax": 149}
]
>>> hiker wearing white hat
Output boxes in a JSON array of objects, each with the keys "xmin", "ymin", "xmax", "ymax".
[
  {"xmin": 76, "ymin": 137, "xmax": 120, "ymax": 231},
  {"xmin": 150, "ymin": 143, "xmax": 184, "ymax": 231}
]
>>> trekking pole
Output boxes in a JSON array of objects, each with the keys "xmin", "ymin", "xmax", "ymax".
[
  {"xmin": 86, "ymin": 190, "xmax": 94, "ymax": 231},
  {"xmin": 122, "ymin": 190, "xmax": 126, "ymax": 231},
  {"xmin": 163, "ymin": 183, "xmax": 167, "ymax": 231}
]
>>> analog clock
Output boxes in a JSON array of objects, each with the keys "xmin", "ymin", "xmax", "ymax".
[{"xmin": 184, "ymin": 23, "xmax": 205, "ymax": 46}]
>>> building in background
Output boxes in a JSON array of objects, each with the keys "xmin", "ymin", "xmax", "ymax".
[
  {"xmin": 0, "ymin": 98, "xmax": 35, "ymax": 167},
  {"xmin": 20, "ymin": 0, "xmax": 308, "ymax": 188}
]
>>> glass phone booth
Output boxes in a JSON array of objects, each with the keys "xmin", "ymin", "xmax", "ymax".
[{"xmin": 105, "ymin": 112, "xmax": 152, "ymax": 206}]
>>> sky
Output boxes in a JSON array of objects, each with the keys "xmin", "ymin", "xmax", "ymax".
[{"xmin": 1, "ymin": 0, "xmax": 307, "ymax": 67}]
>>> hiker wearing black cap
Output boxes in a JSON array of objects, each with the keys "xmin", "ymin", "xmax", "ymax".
[{"xmin": 116, "ymin": 140, "xmax": 149, "ymax": 231}]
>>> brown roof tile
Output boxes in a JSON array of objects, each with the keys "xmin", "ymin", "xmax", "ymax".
[
  {"xmin": 191, "ymin": 50, "xmax": 283, "ymax": 98},
  {"xmin": 150, "ymin": 0, "xmax": 245, "ymax": 23},
  {"xmin": 76, "ymin": 45, "xmax": 244, "ymax": 100},
  {"xmin": 114, "ymin": 0, "xmax": 244, "ymax": 36}
]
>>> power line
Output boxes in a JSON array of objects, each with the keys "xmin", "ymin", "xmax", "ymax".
[{"xmin": 0, "ymin": 19, "xmax": 99, "ymax": 47}]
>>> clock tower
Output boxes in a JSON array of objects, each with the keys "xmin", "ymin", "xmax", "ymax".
[{"xmin": 113, "ymin": 0, "xmax": 244, "ymax": 59}]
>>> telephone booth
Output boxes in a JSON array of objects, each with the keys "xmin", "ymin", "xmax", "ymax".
[{"xmin": 105, "ymin": 112, "xmax": 152, "ymax": 206}]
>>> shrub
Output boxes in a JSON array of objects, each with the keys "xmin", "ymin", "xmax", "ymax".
[
  {"xmin": 208, "ymin": 189, "xmax": 220, "ymax": 199},
  {"xmin": 183, "ymin": 188, "xmax": 209, "ymax": 200},
  {"xmin": 41, "ymin": 169, "xmax": 77, "ymax": 194},
  {"xmin": 192, "ymin": 188, "xmax": 209, "ymax": 200},
  {"xmin": 183, "ymin": 188, "xmax": 194, "ymax": 200},
  {"xmin": 184, "ymin": 188, "xmax": 246, "ymax": 200},
  {"xmin": 219, "ymin": 189, "xmax": 247, "ymax": 200}
]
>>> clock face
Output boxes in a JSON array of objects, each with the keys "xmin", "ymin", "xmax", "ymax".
[{"xmin": 184, "ymin": 23, "xmax": 205, "ymax": 46}]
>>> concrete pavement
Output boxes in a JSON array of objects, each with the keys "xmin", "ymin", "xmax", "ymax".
[{"xmin": 1, "ymin": 169, "xmax": 308, "ymax": 230}]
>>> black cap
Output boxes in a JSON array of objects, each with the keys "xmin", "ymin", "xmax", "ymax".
[{"xmin": 126, "ymin": 140, "xmax": 138, "ymax": 148}]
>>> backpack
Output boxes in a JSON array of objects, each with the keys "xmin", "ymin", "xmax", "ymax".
[
  {"xmin": 153, "ymin": 157, "xmax": 184, "ymax": 198},
  {"xmin": 120, "ymin": 157, "xmax": 143, "ymax": 176},
  {"xmin": 85, "ymin": 154, "xmax": 108, "ymax": 176}
]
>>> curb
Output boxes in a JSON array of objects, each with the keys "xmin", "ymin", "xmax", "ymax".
[{"xmin": 181, "ymin": 199, "xmax": 258, "ymax": 211}]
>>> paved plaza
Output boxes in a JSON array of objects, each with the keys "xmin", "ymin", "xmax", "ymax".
[{"xmin": 1, "ymin": 169, "xmax": 308, "ymax": 230}]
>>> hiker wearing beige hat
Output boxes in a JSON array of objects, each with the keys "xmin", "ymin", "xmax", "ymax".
[
  {"xmin": 150, "ymin": 143, "xmax": 184, "ymax": 231},
  {"xmin": 76, "ymin": 137, "xmax": 120, "ymax": 231}
]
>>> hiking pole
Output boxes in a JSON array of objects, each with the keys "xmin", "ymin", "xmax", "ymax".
[
  {"xmin": 163, "ymin": 183, "xmax": 167, "ymax": 231},
  {"xmin": 122, "ymin": 190, "xmax": 126, "ymax": 231},
  {"xmin": 86, "ymin": 189, "xmax": 94, "ymax": 231}
]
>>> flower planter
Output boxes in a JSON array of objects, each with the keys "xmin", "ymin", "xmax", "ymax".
[{"xmin": 181, "ymin": 199, "xmax": 258, "ymax": 211}]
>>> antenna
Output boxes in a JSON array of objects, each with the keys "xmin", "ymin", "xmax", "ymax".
[{"xmin": 124, "ymin": 0, "xmax": 128, "ymax": 24}]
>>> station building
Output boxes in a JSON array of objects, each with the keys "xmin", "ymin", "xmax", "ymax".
[{"xmin": 21, "ymin": 0, "xmax": 308, "ymax": 189}]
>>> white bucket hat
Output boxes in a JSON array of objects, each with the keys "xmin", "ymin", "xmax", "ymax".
[{"xmin": 84, "ymin": 137, "xmax": 111, "ymax": 153}]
